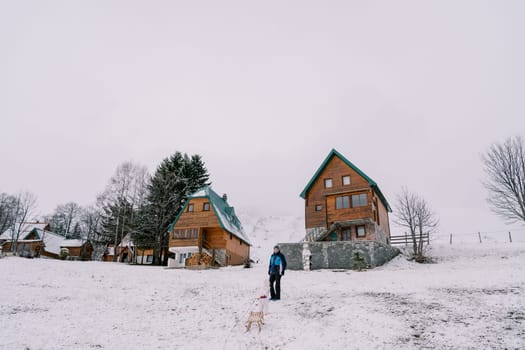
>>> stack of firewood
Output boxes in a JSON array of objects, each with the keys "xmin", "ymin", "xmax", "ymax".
[{"xmin": 185, "ymin": 252, "xmax": 213, "ymax": 266}]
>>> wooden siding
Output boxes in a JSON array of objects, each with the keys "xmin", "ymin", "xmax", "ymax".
[
  {"xmin": 325, "ymin": 191, "xmax": 373, "ymax": 227},
  {"xmin": 305, "ymin": 156, "xmax": 372, "ymax": 229},
  {"xmin": 225, "ymin": 232, "xmax": 250, "ymax": 265},
  {"xmin": 168, "ymin": 197, "xmax": 250, "ymax": 266},
  {"xmin": 61, "ymin": 243, "xmax": 93, "ymax": 260},
  {"xmin": 169, "ymin": 237, "xmax": 199, "ymax": 247},
  {"xmin": 170, "ymin": 228, "xmax": 249, "ymax": 265},
  {"xmin": 375, "ymin": 194, "xmax": 391, "ymax": 237},
  {"xmin": 175, "ymin": 198, "xmax": 220, "ymax": 228}
]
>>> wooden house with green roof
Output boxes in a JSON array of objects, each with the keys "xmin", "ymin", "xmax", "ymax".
[
  {"xmin": 167, "ymin": 186, "xmax": 251, "ymax": 268},
  {"xmin": 300, "ymin": 149, "xmax": 392, "ymax": 244}
]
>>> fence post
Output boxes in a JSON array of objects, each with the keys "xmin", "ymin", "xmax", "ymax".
[
  {"xmin": 478, "ymin": 232, "xmax": 482, "ymax": 243},
  {"xmin": 509, "ymin": 231, "xmax": 512, "ymax": 243},
  {"xmin": 449, "ymin": 233, "xmax": 452, "ymax": 245}
]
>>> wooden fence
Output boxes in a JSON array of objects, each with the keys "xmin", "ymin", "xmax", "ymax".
[{"xmin": 390, "ymin": 233, "xmax": 430, "ymax": 246}]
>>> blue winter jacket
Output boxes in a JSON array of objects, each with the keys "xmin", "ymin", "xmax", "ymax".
[{"xmin": 268, "ymin": 252, "xmax": 287, "ymax": 275}]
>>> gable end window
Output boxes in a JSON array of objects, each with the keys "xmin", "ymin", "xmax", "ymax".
[
  {"xmin": 342, "ymin": 175, "xmax": 351, "ymax": 186},
  {"xmin": 188, "ymin": 204, "xmax": 194, "ymax": 212},
  {"xmin": 203, "ymin": 202, "xmax": 210, "ymax": 211},
  {"xmin": 324, "ymin": 178, "xmax": 333, "ymax": 188},
  {"xmin": 315, "ymin": 204, "xmax": 323, "ymax": 211}
]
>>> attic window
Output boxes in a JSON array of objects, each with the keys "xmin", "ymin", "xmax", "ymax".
[
  {"xmin": 315, "ymin": 204, "xmax": 322, "ymax": 211},
  {"xmin": 324, "ymin": 178, "xmax": 333, "ymax": 188},
  {"xmin": 188, "ymin": 204, "xmax": 194, "ymax": 212},
  {"xmin": 342, "ymin": 175, "xmax": 351, "ymax": 186},
  {"xmin": 203, "ymin": 203, "xmax": 210, "ymax": 211}
]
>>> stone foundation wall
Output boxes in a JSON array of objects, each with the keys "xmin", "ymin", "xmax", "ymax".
[{"xmin": 278, "ymin": 241, "xmax": 399, "ymax": 270}]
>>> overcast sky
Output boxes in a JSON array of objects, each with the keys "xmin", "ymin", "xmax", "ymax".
[{"xmin": 1, "ymin": 1, "xmax": 524, "ymax": 237}]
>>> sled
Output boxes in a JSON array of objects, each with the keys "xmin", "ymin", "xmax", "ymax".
[{"xmin": 245, "ymin": 311, "xmax": 264, "ymax": 332}]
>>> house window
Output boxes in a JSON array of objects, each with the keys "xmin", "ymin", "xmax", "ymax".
[
  {"xmin": 352, "ymin": 194, "xmax": 367, "ymax": 207},
  {"xmin": 342, "ymin": 229, "xmax": 351, "ymax": 240},
  {"xmin": 230, "ymin": 233, "xmax": 233, "ymax": 240},
  {"xmin": 324, "ymin": 178, "xmax": 333, "ymax": 188},
  {"xmin": 179, "ymin": 253, "xmax": 186, "ymax": 264},
  {"xmin": 342, "ymin": 175, "xmax": 351, "ymax": 186},
  {"xmin": 203, "ymin": 202, "xmax": 210, "ymax": 211},
  {"xmin": 357, "ymin": 225, "xmax": 366, "ymax": 237},
  {"xmin": 315, "ymin": 204, "xmax": 322, "ymax": 211},
  {"xmin": 188, "ymin": 204, "xmax": 194, "ymax": 212},
  {"xmin": 336, "ymin": 196, "xmax": 350, "ymax": 209},
  {"xmin": 146, "ymin": 255, "xmax": 153, "ymax": 263}
]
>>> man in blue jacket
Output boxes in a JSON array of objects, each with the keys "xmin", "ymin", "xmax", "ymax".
[{"xmin": 268, "ymin": 245, "xmax": 287, "ymax": 301}]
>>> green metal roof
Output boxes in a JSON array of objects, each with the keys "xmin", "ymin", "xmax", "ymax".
[
  {"xmin": 167, "ymin": 186, "xmax": 251, "ymax": 245},
  {"xmin": 299, "ymin": 149, "xmax": 392, "ymax": 212}
]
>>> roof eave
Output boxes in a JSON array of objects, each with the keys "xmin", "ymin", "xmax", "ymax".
[{"xmin": 300, "ymin": 149, "xmax": 392, "ymax": 212}]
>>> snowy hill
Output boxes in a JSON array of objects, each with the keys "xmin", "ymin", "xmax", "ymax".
[{"xmin": 237, "ymin": 211, "xmax": 305, "ymax": 263}]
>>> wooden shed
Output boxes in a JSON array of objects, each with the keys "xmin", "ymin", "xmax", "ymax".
[
  {"xmin": 60, "ymin": 239, "xmax": 93, "ymax": 260},
  {"xmin": 167, "ymin": 186, "xmax": 251, "ymax": 268},
  {"xmin": 300, "ymin": 149, "xmax": 392, "ymax": 244}
]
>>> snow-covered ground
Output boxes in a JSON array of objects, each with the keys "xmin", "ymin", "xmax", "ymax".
[{"xmin": 1, "ymin": 217, "xmax": 524, "ymax": 349}]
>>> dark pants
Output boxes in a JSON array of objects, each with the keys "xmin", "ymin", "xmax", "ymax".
[{"xmin": 269, "ymin": 274, "xmax": 281, "ymax": 299}]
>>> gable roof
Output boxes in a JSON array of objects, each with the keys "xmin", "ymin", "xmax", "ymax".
[
  {"xmin": 38, "ymin": 229, "xmax": 67, "ymax": 255},
  {"xmin": 0, "ymin": 222, "xmax": 50, "ymax": 240},
  {"xmin": 60, "ymin": 239, "xmax": 86, "ymax": 248},
  {"xmin": 168, "ymin": 186, "xmax": 251, "ymax": 245},
  {"xmin": 299, "ymin": 149, "xmax": 392, "ymax": 212}
]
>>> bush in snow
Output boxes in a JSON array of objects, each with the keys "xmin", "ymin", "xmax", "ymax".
[
  {"xmin": 59, "ymin": 248, "xmax": 69, "ymax": 260},
  {"xmin": 352, "ymin": 251, "xmax": 369, "ymax": 271}
]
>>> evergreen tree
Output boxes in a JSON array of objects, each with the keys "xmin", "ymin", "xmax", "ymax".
[{"xmin": 134, "ymin": 152, "xmax": 210, "ymax": 265}]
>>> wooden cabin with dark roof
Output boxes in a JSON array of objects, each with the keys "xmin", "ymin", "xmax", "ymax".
[
  {"xmin": 167, "ymin": 186, "xmax": 251, "ymax": 268},
  {"xmin": 300, "ymin": 149, "xmax": 392, "ymax": 244}
]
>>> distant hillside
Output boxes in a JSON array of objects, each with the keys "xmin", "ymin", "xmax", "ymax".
[{"xmin": 237, "ymin": 211, "xmax": 305, "ymax": 263}]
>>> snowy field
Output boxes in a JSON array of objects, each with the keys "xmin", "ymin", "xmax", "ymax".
[{"xmin": 1, "ymin": 215, "xmax": 524, "ymax": 350}]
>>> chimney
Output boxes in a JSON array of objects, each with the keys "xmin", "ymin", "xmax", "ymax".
[{"xmin": 222, "ymin": 194, "xmax": 228, "ymax": 201}]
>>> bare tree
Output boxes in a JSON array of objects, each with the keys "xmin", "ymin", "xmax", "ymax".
[
  {"xmin": 46, "ymin": 202, "xmax": 82, "ymax": 237},
  {"xmin": 0, "ymin": 192, "xmax": 17, "ymax": 234},
  {"xmin": 482, "ymin": 136, "xmax": 525, "ymax": 224},
  {"xmin": 394, "ymin": 188, "xmax": 438, "ymax": 261},
  {"xmin": 97, "ymin": 162, "xmax": 149, "ymax": 261},
  {"xmin": 11, "ymin": 191, "xmax": 38, "ymax": 254}
]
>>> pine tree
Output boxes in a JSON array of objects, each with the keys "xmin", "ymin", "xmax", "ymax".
[{"xmin": 135, "ymin": 152, "xmax": 210, "ymax": 265}]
